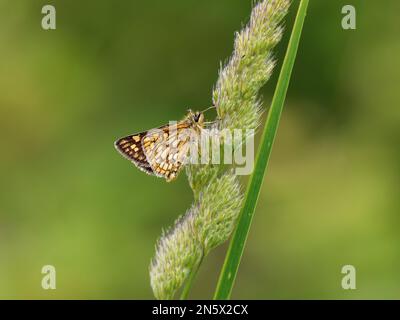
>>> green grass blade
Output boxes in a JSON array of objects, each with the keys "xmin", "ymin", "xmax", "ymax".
[{"xmin": 213, "ymin": 0, "xmax": 309, "ymax": 300}]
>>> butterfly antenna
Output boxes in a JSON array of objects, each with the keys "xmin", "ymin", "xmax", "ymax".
[{"xmin": 200, "ymin": 104, "xmax": 216, "ymax": 114}]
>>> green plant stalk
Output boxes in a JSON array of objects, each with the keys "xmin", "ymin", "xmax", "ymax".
[{"xmin": 213, "ymin": 0, "xmax": 309, "ymax": 300}]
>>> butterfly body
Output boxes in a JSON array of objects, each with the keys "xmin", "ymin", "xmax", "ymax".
[{"xmin": 114, "ymin": 110, "xmax": 204, "ymax": 182}]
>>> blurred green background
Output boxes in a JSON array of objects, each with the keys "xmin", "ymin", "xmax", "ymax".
[{"xmin": 0, "ymin": 0, "xmax": 399, "ymax": 299}]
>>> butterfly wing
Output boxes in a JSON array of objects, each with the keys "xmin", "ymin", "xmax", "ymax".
[
  {"xmin": 143, "ymin": 124, "xmax": 193, "ymax": 181},
  {"xmin": 114, "ymin": 121, "xmax": 195, "ymax": 181},
  {"xmin": 114, "ymin": 132, "xmax": 155, "ymax": 175}
]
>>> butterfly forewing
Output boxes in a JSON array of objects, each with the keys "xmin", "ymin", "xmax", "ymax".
[{"xmin": 114, "ymin": 133, "xmax": 154, "ymax": 175}]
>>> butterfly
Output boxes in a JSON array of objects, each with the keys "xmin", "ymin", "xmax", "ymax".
[{"xmin": 114, "ymin": 110, "xmax": 206, "ymax": 182}]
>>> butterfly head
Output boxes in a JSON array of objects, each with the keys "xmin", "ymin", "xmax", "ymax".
[{"xmin": 187, "ymin": 110, "xmax": 205, "ymax": 129}]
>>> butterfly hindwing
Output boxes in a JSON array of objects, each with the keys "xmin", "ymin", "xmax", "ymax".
[{"xmin": 143, "ymin": 125, "xmax": 192, "ymax": 181}]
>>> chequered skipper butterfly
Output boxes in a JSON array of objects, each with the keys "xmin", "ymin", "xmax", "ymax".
[{"xmin": 114, "ymin": 110, "xmax": 206, "ymax": 182}]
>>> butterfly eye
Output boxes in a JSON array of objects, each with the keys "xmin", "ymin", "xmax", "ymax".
[{"xmin": 194, "ymin": 112, "xmax": 201, "ymax": 122}]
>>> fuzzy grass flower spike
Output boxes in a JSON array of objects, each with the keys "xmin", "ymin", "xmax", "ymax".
[
  {"xmin": 150, "ymin": 210, "xmax": 202, "ymax": 300},
  {"xmin": 214, "ymin": 0, "xmax": 290, "ymax": 134}
]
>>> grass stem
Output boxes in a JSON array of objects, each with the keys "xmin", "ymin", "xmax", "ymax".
[{"xmin": 213, "ymin": 0, "xmax": 309, "ymax": 300}]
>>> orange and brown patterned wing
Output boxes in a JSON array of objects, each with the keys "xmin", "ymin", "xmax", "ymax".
[
  {"xmin": 142, "ymin": 122, "xmax": 195, "ymax": 181},
  {"xmin": 114, "ymin": 132, "xmax": 155, "ymax": 175},
  {"xmin": 115, "ymin": 121, "xmax": 197, "ymax": 181}
]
